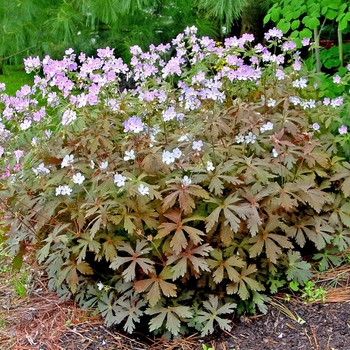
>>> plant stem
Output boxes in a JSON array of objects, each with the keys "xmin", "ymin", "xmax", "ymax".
[
  {"xmin": 338, "ymin": 26, "xmax": 343, "ymax": 67},
  {"xmin": 314, "ymin": 27, "xmax": 321, "ymax": 73}
]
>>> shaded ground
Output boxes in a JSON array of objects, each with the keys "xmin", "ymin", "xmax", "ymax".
[{"xmin": 1, "ymin": 264, "xmax": 349, "ymax": 350}]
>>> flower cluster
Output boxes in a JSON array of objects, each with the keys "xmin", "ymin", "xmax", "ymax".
[{"xmin": 1, "ymin": 26, "xmax": 349, "ymax": 218}]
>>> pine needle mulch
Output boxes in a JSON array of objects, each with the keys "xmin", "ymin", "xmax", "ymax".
[{"xmin": 0, "ymin": 272, "xmax": 201, "ymax": 349}]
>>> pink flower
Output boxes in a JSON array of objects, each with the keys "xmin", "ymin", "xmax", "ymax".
[
  {"xmin": 312, "ymin": 123, "xmax": 320, "ymax": 131},
  {"xmin": 301, "ymin": 38, "xmax": 311, "ymax": 46},
  {"xmin": 338, "ymin": 125, "xmax": 348, "ymax": 135},
  {"xmin": 14, "ymin": 150, "xmax": 24, "ymax": 163},
  {"xmin": 333, "ymin": 75, "xmax": 341, "ymax": 84}
]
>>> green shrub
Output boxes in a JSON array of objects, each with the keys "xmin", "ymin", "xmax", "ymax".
[{"xmin": 1, "ymin": 27, "xmax": 350, "ymax": 337}]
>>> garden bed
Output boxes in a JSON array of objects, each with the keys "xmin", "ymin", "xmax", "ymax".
[{"xmin": 1, "ymin": 265, "xmax": 349, "ymax": 349}]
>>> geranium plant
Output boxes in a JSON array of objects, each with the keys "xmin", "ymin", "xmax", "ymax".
[{"xmin": 1, "ymin": 26, "xmax": 350, "ymax": 337}]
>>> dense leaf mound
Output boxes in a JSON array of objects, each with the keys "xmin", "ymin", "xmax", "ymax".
[{"xmin": 1, "ymin": 27, "xmax": 350, "ymax": 337}]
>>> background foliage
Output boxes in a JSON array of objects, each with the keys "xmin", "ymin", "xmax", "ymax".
[{"xmin": 0, "ymin": 0, "xmax": 250, "ymax": 68}]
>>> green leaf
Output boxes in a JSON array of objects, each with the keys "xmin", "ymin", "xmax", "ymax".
[
  {"xmin": 205, "ymin": 193, "xmax": 252, "ymax": 234},
  {"xmin": 302, "ymin": 16, "xmax": 320, "ymax": 29},
  {"xmin": 134, "ymin": 268, "xmax": 177, "ymax": 306},
  {"xmin": 285, "ymin": 251, "xmax": 313, "ymax": 284},
  {"xmin": 166, "ymin": 243, "xmax": 213, "ymax": 280},
  {"xmin": 109, "ymin": 240, "xmax": 155, "ymax": 281},
  {"xmin": 332, "ymin": 228, "xmax": 350, "ymax": 251},
  {"xmin": 146, "ymin": 305, "xmax": 193, "ymax": 336},
  {"xmin": 98, "ymin": 292, "xmax": 118, "ymax": 327},
  {"xmin": 113, "ymin": 294, "xmax": 147, "ymax": 333},
  {"xmin": 196, "ymin": 295, "xmax": 236, "ymax": 336},
  {"xmin": 227, "ymin": 264, "xmax": 264, "ymax": 299},
  {"xmin": 251, "ymin": 291, "xmax": 270, "ymax": 314},
  {"xmin": 207, "ymin": 249, "xmax": 245, "ymax": 283},
  {"xmin": 291, "ymin": 19, "xmax": 300, "ymax": 30},
  {"xmin": 300, "ymin": 28, "xmax": 313, "ymax": 38},
  {"xmin": 277, "ymin": 19, "xmax": 291, "ymax": 33},
  {"xmin": 249, "ymin": 216, "xmax": 292, "ymax": 264},
  {"xmin": 313, "ymin": 247, "xmax": 343, "ymax": 271}
]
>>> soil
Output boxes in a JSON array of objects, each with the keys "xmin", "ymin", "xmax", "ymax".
[{"xmin": 1, "ymin": 266, "xmax": 349, "ymax": 350}]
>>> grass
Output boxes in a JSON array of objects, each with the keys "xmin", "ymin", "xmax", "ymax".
[{"xmin": 0, "ymin": 64, "xmax": 34, "ymax": 95}]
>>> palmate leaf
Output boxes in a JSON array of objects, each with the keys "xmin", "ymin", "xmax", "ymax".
[
  {"xmin": 306, "ymin": 217, "xmax": 334, "ymax": 250},
  {"xmin": 98, "ymin": 292, "xmax": 118, "ymax": 328},
  {"xmin": 313, "ymin": 247, "xmax": 343, "ymax": 272},
  {"xmin": 324, "ymin": 194, "xmax": 350, "ymax": 228},
  {"xmin": 58, "ymin": 259, "xmax": 94, "ymax": 293},
  {"xmin": 227, "ymin": 264, "xmax": 264, "ymax": 300},
  {"xmin": 235, "ymin": 156, "xmax": 277, "ymax": 185},
  {"xmin": 113, "ymin": 293, "xmax": 147, "ymax": 334},
  {"xmin": 145, "ymin": 305, "xmax": 193, "ymax": 336},
  {"xmin": 284, "ymin": 215, "xmax": 316, "ymax": 248},
  {"xmin": 134, "ymin": 267, "xmax": 177, "ymax": 306},
  {"xmin": 196, "ymin": 295, "xmax": 236, "ymax": 336},
  {"xmin": 207, "ymin": 249, "xmax": 245, "ymax": 283},
  {"xmin": 295, "ymin": 178, "xmax": 331, "ymax": 213},
  {"xmin": 330, "ymin": 160, "xmax": 350, "ymax": 197},
  {"xmin": 156, "ymin": 210, "xmax": 206, "ymax": 254},
  {"xmin": 71, "ymin": 232, "xmax": 101, "ymax": 263},
  {"xmin": 162, "ymin": 182, "xmax": 209, "ymax": 215},
  {"xmin": 249, "ymin": 216, "xmax": 292, "ymax": 264},
  {"xmin": 205, "ymin": 193, "xmax": 252, "ymax": 234},
  {"xmin": 166, "ymin": 242, "xmax": 213, "ymax": 280},
  {"xmin": 109, "ymin": 240, "xmax": 155, "ymax": 281},
  {"xmin": 251, "ymin": 291, "xmax": 270, "ymax": 314},
  {"xmin": 285, "ymin": 251, "xmax": 313, "ymax": 284},
  {"xmin": 37, "ymin": 222, "xmax": 71, "ymax": 263},
  {"xmin": 207, "ymin": 161, "xmax": 243, "ymax": 196},
  {"xmin": 121, "ymin": 196, "xmax": 160, "ymax": 230},
  {"xmin": 96, "ymin": 232, "xmax": 124, "ymax": 262},
  {"xmin": 332, "ymin": 228, "xmax": 350, "ymax": 251}
]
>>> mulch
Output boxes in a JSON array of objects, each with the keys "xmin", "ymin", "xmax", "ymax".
[{"xmin": 1, "ymin": 265, "xmax": 349, "ymax": 350}]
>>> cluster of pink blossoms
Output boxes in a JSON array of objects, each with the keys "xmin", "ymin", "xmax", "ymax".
[{"xmin": 0, "ymin": 26, "xmax": 349, "ymax": 189}]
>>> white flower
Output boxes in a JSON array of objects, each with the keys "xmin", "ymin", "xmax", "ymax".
[
  {"xmin": 312, "ymin": 123, "xmax": 320, "ymax": 131},
  {"xmin": 20, "ymin": 118, "xmax": 32, "ymax": 130},
  {"xmin": 97, "ymin": 282, "xmax": 104, "ymax": 291},
  {"xmin": 260, "ymin": 122, "xmax": 274, "ymax": 133},
  {"xmin": 72, "ymin": 172, "xmax": 85, "ymax": 185},
  {"xmin": 33, "ymin": 163, "xmax": 50, "ymax": 175},
  {"xmin": 245, "ymin": 132, "xmax": 257, "ymax": 144},
  {"xmin": 100, "ymin": 161, "xmax": 108, "ymax": 169},
  {"xmin": 162, "ymin": 150, "xmax": 175, "ymax": 164},
  {"xmin": 206, "ymin": 161, "xmax": 215, "ymax": 172},
  {"xmin": 172, "ymin": 148, "xmax": 182, "ymax": 159},
  {"xmin": 192, "ymin": 140, "xmax": 203, "ymax": 151},
  {"xmin": 124, "ymin": 150, "xmax": 135, "ymax": 161},
  {"xmin": 292, "ymin": 78, "xmax": 308, "ymax": 89},
  {"xmin": 178, "ymin": 134, "xmax": 190, "ymax": 142},
  {"xmin": 138, "ymin": 184, "xmax": 149, "ymax": 196},
  {"xmin": 114, "ymin": 173, "xmax": 127, "ymax": 187},
  {"xmin": 289, "ymin": 96, "xmax": 301, "ymax": 105},
  {"xmin": 235, "ymin": 135, "xmax": 245, "ymax": 143},
  {"xmin": 62, "ymin": 109, "xmax": 77, "ymax": 126},
  {"xmin": 267, "ymin": 98, "xmax": 276, "ymax": 107},
  {"xmin": 272, "ymin": 148, "xmax": 279, "ymax": 158},
  {"xmin": 61, "ymin": 154, "xmax": 74, "ymax": 168},
  {"xmin": 56, "ymin": 185, "xmax": 73, "ymax": 196},
  {"xmin": 181, "ymin": 175, "xmax": 192, "ymax": 186}
]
